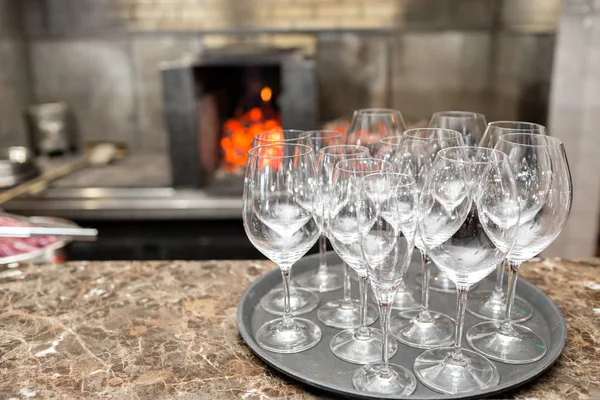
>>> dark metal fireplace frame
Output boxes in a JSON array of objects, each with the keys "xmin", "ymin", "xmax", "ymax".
[{"xmin": 161, "ymin": 47, "xmax": 317, "ymax": 188}]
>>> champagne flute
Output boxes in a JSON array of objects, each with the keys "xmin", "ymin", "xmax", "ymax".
[
  {"xmin": 389, "ymin": 128, "xmax": 464, "ymax": 349},
  {"xmin": 315, "ymin": 145, "xmax": 378, "ymax": 328},
  {"xmin": 414, "ymin": 147, "xmax": 520, "ymax": 394},
  {"xmin": 353, "ymin": 172, "xmax": 418, "ymax": 395},
  {"xmin": 426, "ymin": 111, "xmax": 487, "ymax": 293},
  {"xmin": 346, "ymin": 108, "xmax": 406, "ymax": 154},
  {"xmin": 243, "ymin": 143, "xmax": 322, "ymax": 353},
  {"xmin": 252, "ymin": 129, "xmax": 319, "ymax": 316},
  {"xmin": 296, "ymin": 131, "xmax": 344, "ymax": 292},
  {"xmin": 467, "ymin": 121, "xmax": 547, "ymax": 322},
  {"xmin": 467, "ymin": 134, "xmax": 572, "ymax": 364},
  {"xmin": 328, "ymin": 158, "xmax": 397, "ymax": 364}
]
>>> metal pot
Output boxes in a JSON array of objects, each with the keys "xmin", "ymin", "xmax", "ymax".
[{"xmin": 0, "ymin": 147, "xmax": 40, "ymax": 189}]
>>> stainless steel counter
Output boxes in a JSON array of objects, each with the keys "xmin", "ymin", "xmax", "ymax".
[
  {"xmin": 1, "ymin": 154, "xmax": 244, "ymax": 220},
  {"xmin": 3, "ymin": 187, "xmax": 243, "ymax": 220}
]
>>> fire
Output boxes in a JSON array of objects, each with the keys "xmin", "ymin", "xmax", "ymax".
[
  {"xmin": 260, "ymin": 86, "xmax": 272, "ymax": 102},
  {"xmin": 220, "ymin": 104, "xmax": 281, "ymax": 172}
]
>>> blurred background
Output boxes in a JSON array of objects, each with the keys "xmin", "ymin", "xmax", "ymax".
[{"xmin": 0, "ymin": 0, "xmax": 595, "ymax": 260}]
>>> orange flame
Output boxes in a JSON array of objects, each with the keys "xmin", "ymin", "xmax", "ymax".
[{"xmin": 220, "ymin": 106, "xmax": 282, "ymax": 172}]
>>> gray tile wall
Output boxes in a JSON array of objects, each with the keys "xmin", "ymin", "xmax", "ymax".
[
  {"xmin": 545, "ymin": 0, "xmax": 600, "ymax": 257},
  {"xmin": 28, "ymin": 34, "xmax": 203, "ymax": 154},
  {"xmin": 0, "ymin": 1, "xmax": 31, "ymax": 147}
]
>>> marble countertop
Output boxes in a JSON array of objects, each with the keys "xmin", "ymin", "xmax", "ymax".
[{"xmin": 0, "ymin": 258, "xmax": 598, "ymax": 399}]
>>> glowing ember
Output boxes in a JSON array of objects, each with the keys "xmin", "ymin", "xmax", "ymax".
[
  {"xmin": 260, "ymin": 86, "xmax": 272, "ymax": 102},
  {"xmin": 220, "ymin": 87, "xmax": 281, "ymax": 173}
]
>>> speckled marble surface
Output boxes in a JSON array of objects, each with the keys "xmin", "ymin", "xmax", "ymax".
[{"xmin": 0, "ymin": 258, "xmax": 597, "ymax": 399}]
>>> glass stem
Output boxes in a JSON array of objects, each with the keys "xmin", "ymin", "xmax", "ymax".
[
  {"xmin": 379, "ymin": 302, "xmax": 393, "ymax": 376},
  {"xmin": 356, "ymin": 275, "xmax": 371, "ymax": 339},
  {"xmin": 500, "ymin": 261, "xmax": 521, "ymax": 335},
  {"xmin": 418, "ymin": 251, "xmax": 432, "ymax": 321},
  {"xmin": 342, "ymin": 263, "xmax": 352, "ymax": 305},
  {"xmin": 452, "ymin": 286, "xmax": 469, "ymax": 361},
  {"xmin": 492, "ymin": 260, "xmax": 506, "ymax": 298},
  {"xmin": 280, "ymin": 267, "xmax": 294, "ymax": 328},
  {"xmin": 317, "ymin": 235, "xmax": 327, "ymax": 276}
]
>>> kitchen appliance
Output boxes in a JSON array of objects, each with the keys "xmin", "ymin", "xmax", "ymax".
[
  {"xmin": 25, "ymin": 102, "xmax": 77, "ymax": 156},
  {"xmin": 0, "ymin": 147, "xmax": 40, "ymax": 189}
]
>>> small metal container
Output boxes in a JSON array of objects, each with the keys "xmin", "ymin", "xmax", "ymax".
[
  {"xmin": 0, "ymin": 147, "xmax": 40, "ymax": 189},
  {"xmin": 25, "ymin": 102, "xmax": 77, "ymax": 156}
]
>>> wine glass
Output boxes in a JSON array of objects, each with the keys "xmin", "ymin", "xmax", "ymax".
[
  {"xmin": 373, "ymin": 135, "xmax": 421, "ymax": 310},
  {"xmin": 253, "ymin": 129, "xmax": 320, "ymax": 316},
  {"xmin": 429, "ymin": 111, "xmax": 487, "ymax": 146},
  {"xmin": 296, "ymin": 131, "xmax": 344, "ymax": 292},
  {"xmin": 467, "ymin": 134, "xmax": 572, "ymax": 364},
  {"xmin": 346, "ymin": 109, "xmax": 406, "ymax": 155},
  {"xmin": 328, "ymin": 158, "xmax": 397, "ymax": 364},
  {"xmin": 389, "ymin": 128, "xmax": 464, "ymax": 349},
  {"xmin": 243, "ymin": 143, "xmax": 322, "ymax": 353},
  {"xmin": 478, "ymin": 121, "xmax": 546, "ymax": 148},
  {"xmin": 467, "ymin": 121, "xmax": 548, "ymax": 323},
  {"xmin": 353, "ymin": 172, "xmax": 418, "ymax": 395},
  {"xmin": 252, "ymin": 129, "xmax": 312, "ymax": 147},
  {"xmin": 413, "ymin": 146, "xmax": 520, "ymax": 394},
  {"xmin": 315, "ymin": 145, "xmax": 378, "ymax": 328},
  {"xmin": 426, "ymin": 111, "xmax": 487, "ymax": 293}
]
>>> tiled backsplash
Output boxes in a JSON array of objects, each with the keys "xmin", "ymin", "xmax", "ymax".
[
  {"xmin": 0, "ymin": 0, "xmax": 560, "ymax": 156},
  {"xmin": 22, "ymin": 0, "xmax": 561, "ymax": 35}
]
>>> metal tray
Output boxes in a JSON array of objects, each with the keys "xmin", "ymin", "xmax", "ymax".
[{"xmin": 237, "ymin": 251, "xmax": 567, "ymax": 399}]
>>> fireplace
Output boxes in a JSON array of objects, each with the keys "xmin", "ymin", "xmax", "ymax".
[{"xmin": 161, "ymin": 46, "xmax": 317, "ymax": 189}]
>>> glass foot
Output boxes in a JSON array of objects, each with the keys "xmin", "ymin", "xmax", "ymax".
[
  {"xmin": 389, "ymin": 309, "xmax": 455, "ymax": 349},
  {"xmin": 256, "ymin": 317, "xmax": 322, "ymax": 353},
  {"xmin": 392, "ymin": 283, "xmax": 420, "ymax": 310},
  {"xmin": 330, "ymin": 327, "xmax": 397, "ymax": 364},
  {"xmin": 467, "ymin": 290, "xmax": 533, "ymax": 322},
  {"xmin": 415, "ymin": 271, "xmax": 455, "ymax": 293},
  {"xmin": 295, "ymin": 268, "xmax": 344, "ymax": 292},
  {"xmin": 260, "ymin": 287, "xmax": 319, "ymax": 316},
  {"xmin": 466, "ymin": 321, "xmax": 547, "ymax": 364},
  {"xmin": 317, "ymin": 299, "xmax": 378, "ymax": 329},
  {"xmin": 414, "ymin": 347, "xmax": 500, "ymax": 394},
  {"xmin": 353, "ymin": 363, "xmax": 417, "ymax": 395}
]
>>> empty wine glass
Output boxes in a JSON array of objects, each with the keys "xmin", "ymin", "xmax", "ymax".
[
  {"xmin": 252, "ymin": 129, "xmax": 312, "ymax": 147},
  {"xmin": 373, "ymin": 135, "xmax": 420, "ymax": 310},
  {"xmin": 253, "ymin": 129, "xmax": 320, "ymax": 316},
  {"xmin": 243, "ymin": 144, "xmax": 322, "ymax": 353},
  {"xmin": 478, "ymin": 121, "xmax": 546, "ymax": 148},
  {"xmin": 426, "ymin": 111, "xmax": 487, "ymax": 293},
  {"xmin": 353, "ymin": 172, "xmax": 418, "ymax": 395},
  {"xmin": 346, "ymin": 109, "xmax": 406, "ymax": 154},
  {"xmin": 468, "ymin": 121, "xmax": 548, "ymax": 323},
  {"xmin": 296, "ymin": 131, "xmax": 345, "ymax": 292},
  {"xmin": 316, "ymin": 145, "xmax": 378, "ymax": 328},
  {"xmin": 328, "ymin": 158, "xmax": 397, "ymax": 364},
  {"xmin": 467, "ymin": 134, "xmax": 572, "ymax": 364},
  {"xmin": 389, "ymin": 128, "xmax": 464, "ymax": 349},
  {"xmin": 429, "ymin": 111, "xmax": 487, "ymax": 146},
  {"xmin": 413, "ymin": 147, "xmax": 520, "ymax": 394}
]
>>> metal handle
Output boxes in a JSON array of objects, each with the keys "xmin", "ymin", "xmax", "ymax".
[{"xmin": 0, "ymin": 226, "xmax": 98, "ymax": 241}]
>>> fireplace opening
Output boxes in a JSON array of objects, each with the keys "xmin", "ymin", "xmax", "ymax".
[
  {"xmin": 162, "ymin": 46, "xmax": 316, "ymax": 189},
  {"xmin": 196, "ymin": 66, "xmax": 283, "ymax": 174}
]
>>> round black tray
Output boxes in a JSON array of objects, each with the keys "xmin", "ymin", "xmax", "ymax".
[{"xmin": 237, "ymin": 251, "xmax": 566, "ymax": 399}]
